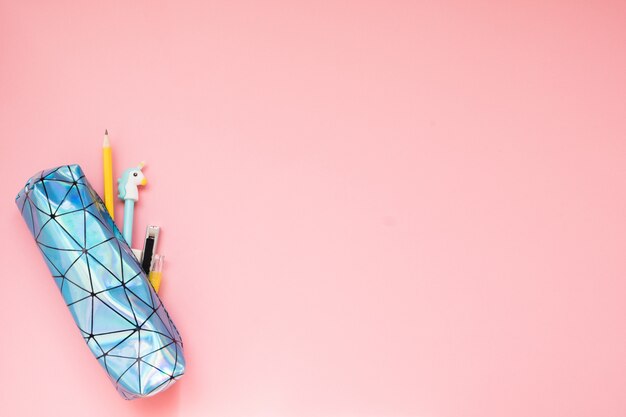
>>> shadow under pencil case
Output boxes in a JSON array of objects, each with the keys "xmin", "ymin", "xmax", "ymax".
[{"xmin": 15, "ymin": 164, "xmax": 185, "ymax": 400}]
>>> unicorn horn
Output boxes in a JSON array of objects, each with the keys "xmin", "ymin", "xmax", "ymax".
[{"xmin": 138, "ymin": 161, "xmax": 146, "ymax": 169}]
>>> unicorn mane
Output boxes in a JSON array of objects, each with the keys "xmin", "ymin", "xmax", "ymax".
[{"xmin": 117, "ymin": 168, "xmax": 133, "ymax": 199}]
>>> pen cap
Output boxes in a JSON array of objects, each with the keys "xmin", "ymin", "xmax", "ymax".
[{"xmin": 151, "ymin": 254, "xmax": 164, "ymax": 273}]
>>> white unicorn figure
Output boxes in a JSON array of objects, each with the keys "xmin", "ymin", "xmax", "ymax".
[
  {"xmin": 118, "ymin": 162, "xmax": 147, "ymax": 201},
  {"xmin": 118, "ymin": 162, "xmax": 147, "ymax": 244}
]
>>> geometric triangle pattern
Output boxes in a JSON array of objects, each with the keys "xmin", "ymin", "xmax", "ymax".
[{"xmin": 15, "ymin": 164, "xmax": 185, "ymax": 400}]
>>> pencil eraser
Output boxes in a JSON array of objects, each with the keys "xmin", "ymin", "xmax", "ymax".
[{"xmin": 132, "ymin": 248, "xmax": 143, "ymax": 260}]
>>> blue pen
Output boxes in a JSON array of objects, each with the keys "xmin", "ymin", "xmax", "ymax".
[{"xmin": 118, "ymin": 162, "xmax": 147, "ymax": 245}]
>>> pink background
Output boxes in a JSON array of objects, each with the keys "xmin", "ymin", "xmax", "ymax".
[{"xmin": 1, "ymin": 1, "xmax": 626, "ymax": 416}]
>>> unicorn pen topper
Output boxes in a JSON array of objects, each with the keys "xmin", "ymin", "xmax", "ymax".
[{"xmin": 118, "ymin": 162, "xmax": 147, "ymax": 245}]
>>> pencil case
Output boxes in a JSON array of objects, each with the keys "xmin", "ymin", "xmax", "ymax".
[{"xmin": 15, "ymin": 164, "xmax": 185, "ymax": 400}]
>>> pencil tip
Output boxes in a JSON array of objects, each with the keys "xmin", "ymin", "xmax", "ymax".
[{"xmin": 105, "ymin": 129, "xmax": 108, "ymax": 135}]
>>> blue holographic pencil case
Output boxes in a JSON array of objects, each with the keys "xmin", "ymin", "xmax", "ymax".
[{"xmin": 15, "ymin": 164, "xmax": 185, "ymax": 400}]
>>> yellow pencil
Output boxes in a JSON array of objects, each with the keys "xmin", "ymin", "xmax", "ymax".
[{"xmin": 103, "ymin": 129, "xmax": 115, "ymax": 220}]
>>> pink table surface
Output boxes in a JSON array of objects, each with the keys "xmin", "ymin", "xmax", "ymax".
[{"xmin": 1, "ymin": 1, "xmax": 626, "ymax": 416}]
